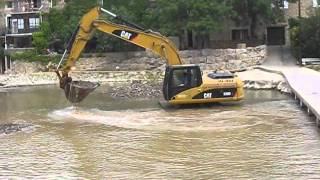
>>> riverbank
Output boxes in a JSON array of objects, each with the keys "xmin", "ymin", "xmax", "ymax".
[{"xmin": 0, "ymin": 68, "xmax": 290, "ymax": 98}]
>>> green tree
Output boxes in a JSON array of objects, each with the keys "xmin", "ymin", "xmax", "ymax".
[
  {"xmin": 0, "ymin": 46, "xmax": 4, "ymax": 60},
  {"xmin": 144, "ymin": 0, "xmax": 233, "ymax": 48},
  {"xmin": 231, "ymin": 0, "xmax": 297, "ymax": 38},
  {"xmin": 39, "ymin": 0, "xmax": 152, "ymax": 52},
  {"xmin": 289, "ymin": 9, "xmax": 320, "ymax": 58},
  {"xmin": 39, "ymin": 0, "xmax": 240, "ymax": 51},
  {"xmin": 39, "ymin": 0, "xmax": 97, "ymax": 51},
  {"xmin": 0, "ymin": 1, "xmax": 5, "ymax": 8},
  {"xmin": 32, "ymin": 32, "xmax": 49, "ymax": 54}
]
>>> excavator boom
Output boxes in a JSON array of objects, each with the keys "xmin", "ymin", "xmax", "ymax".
[
  {"xmin": 60, "ymin": 7, "xmax": 182, "ymax": 75},
  {"xmin": 57, "ymin": 6, "xmax": 183, "ymax": 103}
]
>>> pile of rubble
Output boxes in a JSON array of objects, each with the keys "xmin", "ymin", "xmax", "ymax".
[
  {"xmin": 109, "ymin": 81, "xmax": 162, "ymax": 99},
  {"xmin": 0, "ymin": 123, "xmax": 33, "ymax": 135}
]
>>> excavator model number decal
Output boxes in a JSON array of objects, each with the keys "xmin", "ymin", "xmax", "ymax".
[{"xmin": 112, "ymin": 30, "xmax": 138, "ymax": 40}]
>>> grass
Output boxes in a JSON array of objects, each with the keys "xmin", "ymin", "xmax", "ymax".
[
  {"xmin": 10, "ymin": 50, "xmax": 62, "ymax": 64},
  {"xmin": 0, "ymin": 2, "xmax": 5, "ymax": 8},
  {"xmin": 306, "ymin": 65, "xmax": 320, "ymax": 72}
]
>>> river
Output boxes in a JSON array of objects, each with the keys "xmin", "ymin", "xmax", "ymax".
[{"xmin": 0, "ymin": 85, "xmax": 319, "ymax": 179}]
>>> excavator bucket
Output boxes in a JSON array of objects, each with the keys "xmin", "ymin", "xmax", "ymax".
[{"xmin": 64, "ymin": 81, "xmax": 100, "ymax": 104}]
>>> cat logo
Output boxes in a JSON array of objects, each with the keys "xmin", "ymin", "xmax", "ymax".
[
  {"xmin": 112, "ymin": 30, "xmax": 138, "ymax": 41},
  {"xmin": 120, "ymin": 31, "xmax": 133, "ymax": 40},
  {"xmin": 204, "ymin": 93, "xmax": 212, "ymax": 99}
]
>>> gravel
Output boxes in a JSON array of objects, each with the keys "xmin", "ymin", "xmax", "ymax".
[
  {"xmin": 0, "ymin": 123, "xmax": 33, "ymax": 135},
  {"xmin": 109, "ymin": 81, "xmax": 162, "ymax": 99}
]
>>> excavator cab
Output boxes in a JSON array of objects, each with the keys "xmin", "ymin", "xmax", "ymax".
[{"xmin": 163, "ymin": 65, "xmax": 202, "ymax": 101}]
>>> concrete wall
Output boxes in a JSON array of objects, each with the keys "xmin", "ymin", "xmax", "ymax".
[{"xmin": 284, "ymin": 0, "xmax": 315, "ymax": 19}]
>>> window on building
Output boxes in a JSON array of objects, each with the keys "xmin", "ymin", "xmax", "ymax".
[
  {"xmin": 278, "ymin": 0, "xmax": 289, "ymax": 9},
  {"xmin": 232, "ymin": 29, "xmax": 249, "ymax": 41},
  {"xmin": 33, "ymin": 0, "xmax": 40, "ymax": 8},
  {"xmin": 283, "ymin": 0, "xmax": 289, "ymax": 9},
  {"xmin": 6, "ymin": 1, "xmax": 13, "ymax": 9},
  {"xmin": 11, "ymin": 19, "xmax": 18, "ymax": 33},
  {"xmin": 17, "ymin": 19, "xmax": 24, "ymax": 30},
  {"xmin": 29, "ymin": 18, "xmax": 40, "ymax": 29}
]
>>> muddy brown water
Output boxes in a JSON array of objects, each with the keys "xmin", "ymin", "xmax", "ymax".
[{"xmin": 0, "ymin": 85, "xmax": 320, "ymax": 179}]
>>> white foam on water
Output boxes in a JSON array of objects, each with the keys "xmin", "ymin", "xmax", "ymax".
[
  {"xmin": 48, "ymin": 107, "xmax": 166, "ymax": 130},
  {"xmin": 48, "ymin": 106, "xmax": 264, "ymax": 132}
]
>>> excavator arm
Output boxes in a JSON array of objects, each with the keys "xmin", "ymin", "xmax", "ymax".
[
  {"xmin": 59, "ymin": 6, "xmax": 182, "ymax": 76},
  {"xmin": 57, "ymin": 6, "xmax": 182, "ymax": 103},
  {"xmin": 93, "ymin": 20, "xmax": 182, "ymax": 65},
  {"xmin": 59, "ymin": 7, "xmax": 100, "ymax": 77}
]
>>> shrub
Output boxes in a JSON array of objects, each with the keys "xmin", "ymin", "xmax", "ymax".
[
  {"xmin": 0, "ymin": 46, "xmax": 4, "ymax": 60},
  {"xmin": 32, "ymin": 32, "xmax": 49, "ymax": 54},
  {"xmin": 10, "ymin": 50, "xmax": 61, "ymax": 64},
  {"xmin": 289, "ymin": 9, "xmax": 320, "ymax": 58}
]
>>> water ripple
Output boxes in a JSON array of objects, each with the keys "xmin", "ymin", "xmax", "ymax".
[{"xmin": 1, "ymin": 88, "xmax": 320, "ymax": 179}]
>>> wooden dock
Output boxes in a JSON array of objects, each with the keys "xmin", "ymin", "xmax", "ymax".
[{"xmin": 259, "ymin": 66, "xmax": 320, "ymax": 127}]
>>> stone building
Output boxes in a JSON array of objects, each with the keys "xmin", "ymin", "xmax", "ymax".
[
  {"xmin": 200, "ymin": 0, "xmax": 320, "ymax": 49},
  {"xmin": 0, "ymin": 0, "xmax": 65, "ymax": 73}
]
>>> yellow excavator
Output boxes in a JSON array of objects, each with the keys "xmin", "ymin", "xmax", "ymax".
[{"xmin": 56, "ymin": 6, "xmax": 244, "ymax": 105}]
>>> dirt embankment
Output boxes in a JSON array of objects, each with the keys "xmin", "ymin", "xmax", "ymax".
[
  {"xmin": 0, "ymin": 68, "xmax": 290, "ymax": 99},
  {"xmin": 108, "ymin": 81, "xmax": 162, "ymax": 99}
]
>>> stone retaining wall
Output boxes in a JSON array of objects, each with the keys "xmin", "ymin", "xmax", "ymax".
[
  {"xmin": 76, "ymin": 45, "xmax": 267, "ymax": 71},
  {"xmin": 7, "ymin": 46, "xmax": 266, "ymax": 74}
]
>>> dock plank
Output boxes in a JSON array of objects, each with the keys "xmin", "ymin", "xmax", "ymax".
[{"xmin": 280, "ymin": 68, "xmax": 320, "ymax": 120}]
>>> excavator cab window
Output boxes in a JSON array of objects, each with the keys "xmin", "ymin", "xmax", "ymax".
[{"xmin": 163, "ymin": 65, "xmax": 202, "ymax": 100}]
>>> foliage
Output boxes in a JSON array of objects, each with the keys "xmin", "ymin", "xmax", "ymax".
[
  {"xmin": 0, "ymin": 46, "xmax": 4, "ymax": 60},
  {"xmin": 231, "ymin": 0, "xmax": 297, "ymax": 38},
  {"xmin": 38, "ymin": 0, "xmax": 235, "ymax": 51},
  {"xmin": 306, "ymin": 65, "xmax": 320, "ymax": 71},
  {"xmin": 289, "ymin": 9, "xmax": 320, "ymax": 58},
  {"xmin": 132, "ymin": 0, "xmax": 234, "ymax": 49},
  {"xmin": 32, "ymin": 32, "xmax": 49, "ymax": 54},
  {"xmin": 10, "ymin": 50, "xmax": 61, "ymax": 64},
  {"xmin": 37, "ymin": 0, "xmax": 297, "ymax": 51},
  {"xmin": 39, "ymin": 0, "xmax": 97, "ymax": 51},
  {"xmin": 0, "ymin": 1, "xmax": 5, "ymax": 8}
]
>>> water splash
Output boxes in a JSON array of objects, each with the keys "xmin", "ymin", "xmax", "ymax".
[{"xmin": 48, "ymin": 106, "xmax": 269, "ymax": 132}]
